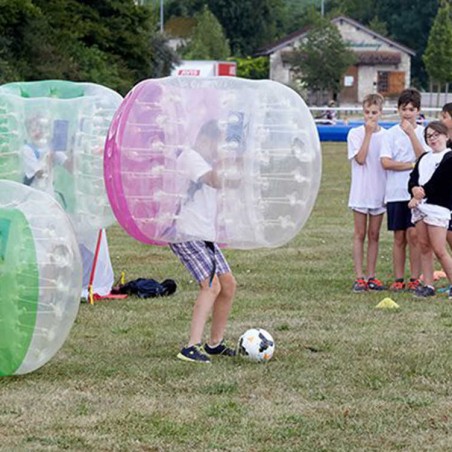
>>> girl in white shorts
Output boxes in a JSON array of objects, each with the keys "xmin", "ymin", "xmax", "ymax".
[{"xmin": 408, "ymin": 121, "xmax": 452, "ymax": 298}]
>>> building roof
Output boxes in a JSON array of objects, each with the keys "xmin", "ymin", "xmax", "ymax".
[
  {"xmin": 356, "ymin": 51, "xmax": 401, "ymax": 65},
  {"xmin": 254, "ymin": 15, "xmax": 415, "ymax": 57}
]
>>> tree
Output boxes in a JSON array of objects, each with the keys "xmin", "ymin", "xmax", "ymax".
[
  {"xmin": 208, "ymin": 0, "xmax": 286, "ymax": 55},
  {"xmin": 423, "ymin": 0, "xmax": 452, "ymax": 103},
  {"xmin": 0, "ymin": 0, "xmax": 50, "ymax": 82},
  {"xmin": 290, "ymin": 20, "xmax": 356, "ymax": 101},
  {"xmin": 234, "ymin": 56, "xmax": 269, "ymax": 79},
  {"xmin": 182, "ymin": 6, "xmax": 230, "ymax": 60},
  {"xmin": 165, "ymin": 0, "xmax": 205, "ymax": 18},
  {"xmin": 328, "ymin": 0, "xmax": 377, "ymax": 23},
  {"xmin": 149, "ymin": 32, "xmax": 180, "ymax": 78},
  {"xmin": 0, "ymin": 0, "xmax": 179, "ymax": 94},
  {"xmin": 374, "ymin": 0, "xmax": 438, "ymax": 87},
  {"xmin": 166, "ymin": 0, "xmax": 286, "ymax": 56},
  {"xmin": 278, "ymin": 0, "xmax": 315, "ymax": 33},
  {"xmin": 367, "ymin": 16, "xmax": 388, "ymax": 36}
]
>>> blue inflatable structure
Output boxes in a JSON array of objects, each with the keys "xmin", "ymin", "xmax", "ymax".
[{"xmin": 317, "ymin": 120, "xmax": 398, "ymax": 142}]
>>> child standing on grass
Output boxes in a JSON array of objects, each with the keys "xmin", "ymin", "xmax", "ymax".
[
  {"xmin": 170, "ymin": 120, "xmax": 237, "ymax": 364},
  {"xmin": 442, "ymin": 103, "xmax": 452, "ymax": 144},
  {"xmin": 380, "ymin": 88, "xmax": 429, "ymax": 292},
  {"xmin": 440, "ymin": 102, "xmax": 452, "ymax": 251},
  {"xmin": 408, "ymin": 121, "xmax": 452, "ymax": 299},
  {"xmin": 347, "ymin": 93, "xmax": 387, "ymax": 292}
]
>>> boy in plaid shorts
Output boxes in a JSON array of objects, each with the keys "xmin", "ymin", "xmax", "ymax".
[{"xmin": 170, "ymin": 120, "xmax": 237, "ymax": 363}]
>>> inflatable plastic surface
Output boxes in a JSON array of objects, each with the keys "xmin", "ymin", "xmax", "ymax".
[
  {"xmin": 0, "ymin": 181, "xmax": 82, "ymax": 376},
  {"xmin": 0, "ymin": 80, "xmax": 122, "ymax": 234},
  {"xmin": 105, "ymin": 77, "xmax": 321, "ymax": 249}
]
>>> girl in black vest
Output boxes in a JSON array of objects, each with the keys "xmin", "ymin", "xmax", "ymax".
[{"xmin": 408, "ymin": 121, "xmax": 452, "ymax": 298}]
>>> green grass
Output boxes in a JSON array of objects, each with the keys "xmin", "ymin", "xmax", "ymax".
[{"xmin": 2, "ymin": 142, "xmax": 452, "ymax": 450}]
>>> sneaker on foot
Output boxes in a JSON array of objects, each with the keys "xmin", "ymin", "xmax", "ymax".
[
  {"xmin": 390, "ymin": 279, "xmax": 405, "ymax": 292},
  {"xmin": 414, "ymin": 285, "xmax": 436, "ymax": 298},
  {"xmin": 367, "ymin": 277, "xmax": 387, "ymax": 291},
  {"xmin": 448, "ymin": 286, "xmax": 452, "ymax": 300},
  {"xmin": 352, "ymin": 278, "xmax": 367, "ymax": 293},
  {"xmin": 204, "ymin": 340, "xmax": 236, "ymax": 356},
  {"xmin": 177, "ymin": 344, "xmax": 211, "ymax": 363},
  {"xmin": 407, "ymin": 278, "xmax": 421, "ymax": 292}
]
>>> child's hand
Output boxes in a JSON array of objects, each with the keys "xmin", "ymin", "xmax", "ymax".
[
  {"xmin": 364, "ymin": 118, "xmax": 377, "ymax": 133},
  {"xmin": 400, "ymin": 119, "xmax": 414, "ymax": 135},
  {"xmin": 412, "ymin": 186, "xmax": 425, "ymax": 200},
  {"xmin": 408, "ymin": 197, "xmax": 419, "ymax": 209}
]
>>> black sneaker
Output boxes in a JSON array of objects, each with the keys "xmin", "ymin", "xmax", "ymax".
[
  {"xmin": 448, "ymin": 286, "xmax": 452, "ymax": 300},
  {"xmin": 204, "ymin": 340, "xmax": 236, "ymax": 356},
  {"xmin": 414, "ymin": 285, "xmax": 436, "ymax": 298},
  {"xmin": 177, "ymin": 344, "xmax": 211, "ymax": 363}
]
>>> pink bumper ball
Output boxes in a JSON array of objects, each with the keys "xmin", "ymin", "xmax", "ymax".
[{"xmin": 104, "ymin": 77, "xmax": 321, "ymax": 249}]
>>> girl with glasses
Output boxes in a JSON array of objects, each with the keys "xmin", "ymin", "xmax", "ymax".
[{"xmin": 408, "ymin": 121, "xmax": 452, "ymax": 298}]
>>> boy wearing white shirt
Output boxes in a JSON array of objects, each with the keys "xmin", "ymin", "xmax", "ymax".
[
  {"xmin": 170, "ymin": 120, "xmax": 237, "ymax": 363},
  {"xmin": 348, "ymin": 93, "xmax": 387, "ymax": 292},
  {"xmin": 380, "ymin": 88, "xmax": 429, "ymax": 292}
]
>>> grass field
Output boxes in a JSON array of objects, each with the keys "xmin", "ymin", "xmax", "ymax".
[{"xmin": 2, "ymin": 142, "xmax": 452, "ymax": 451}]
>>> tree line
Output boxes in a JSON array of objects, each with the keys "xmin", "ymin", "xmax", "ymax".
[
  {"xmin": 0, "ymin": 0, "xmax": 178, "ymax": 95},
  {"xmin": 0, "ymin": 0, "xmax": 450, "ymax": 96},
  {"xmin": 166, "ymin": 0, "xmax": 452, "ymax": 99}
]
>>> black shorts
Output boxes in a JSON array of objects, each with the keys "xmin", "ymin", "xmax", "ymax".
[
  {"xmin": 449, "ymin": 218, "xmax": 452, "ymax": 232},
  {"xmin": 387, "ymin": 201, "xmax": 415, "ymax": 231}
]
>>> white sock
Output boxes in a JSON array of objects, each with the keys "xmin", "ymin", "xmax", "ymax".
[{"xmin": 208, "ymin": 340, "xmax": 222, "ymax": 349}]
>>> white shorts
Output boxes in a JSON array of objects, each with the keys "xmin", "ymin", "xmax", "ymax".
[
  {"xmin": 411, "ymin": 203, "xmax": 451, "ymax": 229},
  {"xmin": 352, "ymin": 207, "xmax": 386, "ymax": 216}
]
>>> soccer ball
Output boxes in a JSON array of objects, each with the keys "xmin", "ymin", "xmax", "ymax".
[{"xmin": 237, "ymin": 328, "xmax": 275, "ymax": 362}]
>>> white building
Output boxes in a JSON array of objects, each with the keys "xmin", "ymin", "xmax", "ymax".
[{"xmin": 255, "ymin": 16, "xmax": 415, "ymax": 104}]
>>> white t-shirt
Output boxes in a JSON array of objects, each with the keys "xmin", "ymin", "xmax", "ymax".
[
  {"xmin": 175, "ymin": 148, "xmax": 217, "ymax": 242},
  {"xmin": 347, "ymin": 125, "xmax": 387, "ymax": 209},
  {"xmin": 418, "ymin": 148, "xmax": 449, "ymax": 185},
  {"xmin": 22, "ymin": 143, "xmax": 67, "ymax": 192},
  {"xmin": 380, "ymin": 124, "xmax": 429, "ymax": 203},
  {"xmin": 415, "ymin": 148, "xmax": 451, "ymax": 223}
]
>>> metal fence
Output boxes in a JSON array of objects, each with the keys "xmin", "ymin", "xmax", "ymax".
[{"xmin": 309, "ymin": 106, "xmax": 442, "ymax": 122}]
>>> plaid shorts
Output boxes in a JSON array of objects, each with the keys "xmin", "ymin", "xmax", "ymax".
[{"xmin": 170, "ymin": 241, "xmax": 231, "ymax": 283}]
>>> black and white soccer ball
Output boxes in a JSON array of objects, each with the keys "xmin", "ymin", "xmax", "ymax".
[{"xmin": 237, "ymin": 328, "xmax": 275, "ymax": 362}]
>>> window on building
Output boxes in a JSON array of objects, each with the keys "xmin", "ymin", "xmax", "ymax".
[
  {"xmin": 377, "ymin": 72, "xmax": 389, "ymax": 93},
  {"xmin": 378, "ymin": 71, "xmax": 405, "ymax": 95}
]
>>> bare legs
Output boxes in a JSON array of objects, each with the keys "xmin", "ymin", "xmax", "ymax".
[
  {"xmin": 209, "ymin": 273, "xmax": 236, "ymax": 345},
  {"xmin": 407, "ymin": 226, "xmax": 421, "ymax": 280},
  {"xmin": 429, "ymin": 226, "xmax": 452, "ymax": 284},
  {"xmin": 416, "ymin": 220, "xmax": 452, "ymax": 288},
  {"xmin": 415, "ymin": 221, "xmax": 434, "ymax": 286},
  {"xmin": 447, "ymin": 230, "xmax": 452, "ymax": 253},
  {"xmin": 188, "ymin": 272, "xmax": 236, "ymax": 346},
  {"xmin": 392, "ymin": 230, "xmax": 407, "ymax": 280},
  {"xmin": 392, "ymin": 227, "xmax": 420, "ymax": 281},
  {"xmin": 353, "ymin": 211, "xmax": 384, "ymax": 278}
]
